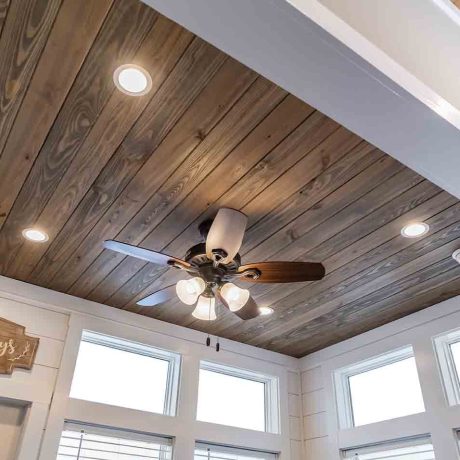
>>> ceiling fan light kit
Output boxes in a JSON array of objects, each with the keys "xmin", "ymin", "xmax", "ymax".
[{"xmin": 103, "ymin": 208, "xmax": 326, "ymax": 322}]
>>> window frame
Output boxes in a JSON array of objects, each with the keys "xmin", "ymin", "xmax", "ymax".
[
  {"xmin": 334, "ymin": 346, "xmax": 423, "ymax": 428},
  {"xmin": 341, "ymin": 435, "xmax": 434, "ymax": 459},
  {"xmin": 195, "ymin": 441, "xmax": 278, "ymax": 460},
  {"xmin": 197, "ymin": 360, "xmax": 280, "ymax": 434},
  {"xmin": 70, "ymin": 330, "xmax": 181, "ymax": 416},
  {"xmin": 433, "ymin": 328, "xmax": 460, "ymax": 406}
]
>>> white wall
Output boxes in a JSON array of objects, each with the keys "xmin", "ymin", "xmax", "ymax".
[
  {"xmin": 318, "ymin": 0, "xmax": 460, "ymax": 111},
  {"xmin": 0, "ymin": 276, "xmax": 299, "ymax": 459},
  {"xmin": 0, "ymin": 400, "xmax": 27, "ymax": 460},
  {"xmin": 299, "ymin": 295, "xmax": 460, "ymax": 459}
]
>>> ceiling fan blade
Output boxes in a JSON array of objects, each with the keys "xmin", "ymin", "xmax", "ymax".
[
  {"xmin": 103, "ymin": 240, "xmax": 190, "ymax": 269},
  {"xmin": 206, "ymin": 208, "xmax": 247, "ymax": 265},
  {"xmin": 216, "ymin": 289, "xmax": 260, "ymax": 320},
  {"xmin": 237, "ymin": 261, "xmax": 325, "ymax": 283},
  {"xmin": 137, "ymin": 285, "xmax": 177, "ymax": 307}
]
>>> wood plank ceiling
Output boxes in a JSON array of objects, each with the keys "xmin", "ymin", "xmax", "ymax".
[{"xmin": 0, "ymin": 0, "xmax": 459, "ymax": 357}]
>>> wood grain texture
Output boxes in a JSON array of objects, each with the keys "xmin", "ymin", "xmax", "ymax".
[
  {"xmin": 7, "ymin": 15, "xmax": 193, "ymax": 280},
  {"xmin": 0, "ymin": 0, "xmax": 157, "ymax": 272},
  {"xmin": 0, "ymin": 0, "xmax": 112, "ymax": 238},
  {"xmin": 0, "ymin": 0, "xmax": 459, "ymax": 356},
  {"xmin": 0, "ymin": 0, "xmax": 62, "ymax": 225}
]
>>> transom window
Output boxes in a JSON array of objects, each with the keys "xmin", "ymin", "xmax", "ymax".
[
  {"xmin": 335, "ymin": 347, "xmax": 425, "ymax": 427},
  {"xmin": 195, "ymin": 442, "xmax": 277, "ymax": 460},
  {"xmin": 196, "ymin": 361, "xmax": 279, "ymax": 433},
  {"xmin": 69, "ymin": 331, "xmax": 180, "ymax": 415},
  {"xmin": 342, "ymin": 437, "xmax": 435, "ymax": 459}
]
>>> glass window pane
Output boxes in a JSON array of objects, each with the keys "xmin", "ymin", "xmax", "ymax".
[
  {"xmin": 70, "ymin": 340, "xmax": 170, "ymax": 413},
  {"xmin": 349, "ymin": 357, "xmax": 425, "ymax": 426},
  {"xmin": 197, "ymin": 368, "xmax": 266, "ymax": 431}
]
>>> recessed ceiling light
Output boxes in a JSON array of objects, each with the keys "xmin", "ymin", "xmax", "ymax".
[
  {"xmin": 113, "ymin": 64, "xmax": 152, "ymax": 96},
  {"xmin": 259, "ymin": 306, "xmax": 274, "ymax": 316},
  {"xmin": 22, "ymin": 228, "xmax": 49, "ymax": 243},
  {"xmin": 400, "ymin": 222, "xmax": 429, "ymax": 238},
  {"xmin": 453, "ymin": 249, "xmax": 460, "ymax": 264}
]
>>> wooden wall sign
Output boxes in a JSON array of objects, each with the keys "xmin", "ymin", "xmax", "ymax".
[{"xmin": 0, "ymin": 317, "xmax": 39, "ymax": 375}]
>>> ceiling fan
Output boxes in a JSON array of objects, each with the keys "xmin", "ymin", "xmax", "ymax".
[{"xmin": 103, "ymin": 208, "xmax": 325, "ymax": 321}]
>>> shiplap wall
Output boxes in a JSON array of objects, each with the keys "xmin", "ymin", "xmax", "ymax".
[
  {"xmin": 288, "ymin": 370, "xmax": 303, "ymax": 460},
  {"xmin": 300, "ymin": 366, "xmax": 329, "ymax": 458}
]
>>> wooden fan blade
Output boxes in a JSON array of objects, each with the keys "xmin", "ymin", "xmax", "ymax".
[
  {"xmin": 103, "ymin": 240, "xmax": 190, "ymax": 269},
  {"xmin": 216, "ymin": 289, "xmax": 260, "ymax": 320},
  {"xmin": 238, "ymin": 261, "xmax": 325, "ymax": 283},
  {"xmin": 137, "ymin": 285, "xmax": 177, "ymax": 307}
]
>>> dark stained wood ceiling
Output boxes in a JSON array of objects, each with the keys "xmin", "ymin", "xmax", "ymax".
[{"xmin": 0, "ymin": 0, "xmax": 460, "ymax": 357}]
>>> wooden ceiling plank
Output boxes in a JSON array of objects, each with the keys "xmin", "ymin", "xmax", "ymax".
[
  {"xmin": 281, "ymin": 258, "xmax": 460, "ymax": 356},
  {"xmin": 251, "ymin": 232, "xmax": 460, "ymax": 348},
  {"xmin": 0, "ymin": 0, "xmax": 62, "ymax": 224},
  {"xmin": 36, "ymin": 54, "xmax": 258, "ymax": 291},
  {"xmin": 80, "ymin": 94, "xmax": 309, "ymax": 303},
  {"xmin": 228, "ymin": 198, "xmax": 460, "ymax": 343},
  {"xmin": 241, "ymin": 156, "xmax": 406, "ymax": 268},
  {"xmin": 254, "ymin": 193, "xmax": 459, "ymax": 310},
  {"xmin": 0, "ymin": 0, "xmax": 10, "ymax": 36},
  {"xmin": 85, "ymin": 107, "xmax": 338, "ymax": 310},
  {"xmin": 7, "ymin": 16, "xmax": 194, "ymax": 280},
  {"xmin": 0, "ymin": 0, "xmax": 113, "ymax": 238},
  {"xmin": 26, "ymin": 38, "xmax": 227, "ymax": 288},
  {"xmin": 0, "ymin": 0, "xmax": 157, "ymax": 273}
]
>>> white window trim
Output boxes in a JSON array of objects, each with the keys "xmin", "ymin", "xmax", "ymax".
[
  {"xmin": 199, "ymin": 361, "xmax": 280, "ymax": 434},
  {"xmin": 334, "ymin": 346, "xmax": 416, "ymax": 429},
  {"xmin": 433, "ymin": 328, "xmax": 460, "ymax": 406},
  {"xmin": 75, "ymin": 330, "xmax": 182, "ymax": 416},
  {"xmin": 341, "ymin": 435, "xmax": 434, "ymax": 459},
  {"xmin": 195, "ymin": 441, "xmax": 278, "ymax": 459}
]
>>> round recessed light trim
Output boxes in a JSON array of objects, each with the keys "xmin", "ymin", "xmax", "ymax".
[
  {"xmin": 259, "ymin": 306, "xmax": 274, "ymax": 316},
  {"xmin": 400, "ymin": 222, "xmax": 430, "ymax": 238},
  {"xmin": 113, "ymin": 64, "xmax": 152, "ymax": 96},
  {"xmin": 22, "ymin": 228, "xmax": 49, "ymax": 243},
  {"xmin": 453, "ymin": 249, "xmax": 460, "ymax": 264}
]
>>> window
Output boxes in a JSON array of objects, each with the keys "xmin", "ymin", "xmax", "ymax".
[
  {"xmin": 57, "ymin": 422, "xmax": 173, "ymax": 459},
  {"xmin": 434, "ymin": 328, "xmax": 460, "ymax": 405},
  {"xmin": 70, "ymin": 331, "xmax": 180, "ymax": 415},
  {"xmin": 335, "ymin": 347, "xmax": 425, "ymax": 427},
  {"xmin": 342, "ymin": 437, "xmax": 435, "ymax": 459},
  {"xmin": 195, "ymin": 442, "xmax": 277, "ymax": 460},
  {"xmin": 196, "ymin": 361, "xmax": 279, "ymax": 432}
]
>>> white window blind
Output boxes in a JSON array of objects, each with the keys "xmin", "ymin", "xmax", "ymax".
[
  {"xmin": 194, "ymin": 443, "xmax": 277, "ymax": 460},
  {"xmin": 57, "ymin": 423, "xmax": 173, "ymax": 460},
  {"xmin": 342, "ymin": 437, "xmax": 435, "ymax": 460}
]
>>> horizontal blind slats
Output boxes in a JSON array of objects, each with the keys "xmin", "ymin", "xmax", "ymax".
[{"xmin": 57, "ymin": 429, "xmax": 172, "ymax": 460}]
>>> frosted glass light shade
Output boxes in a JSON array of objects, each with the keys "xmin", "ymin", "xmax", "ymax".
[
  {"xmin": 206, "ymin": 208, "xmax": 247, "ymax": 265},
  {"xmin": 192, "ymin": 295, "xmax": 216, "ymax": 321},
  {"xmin": 176, "ymin": 277, "xmax": 206, "ymax": 305},
  {"xmin": 220, "ymin": 283, "xmax": 250, "ymax": 312}
]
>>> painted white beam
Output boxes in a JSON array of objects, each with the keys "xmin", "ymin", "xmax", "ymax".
[{"xmin": 142, "ymin": 0, "xmax": 460, "ymax": 199}]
